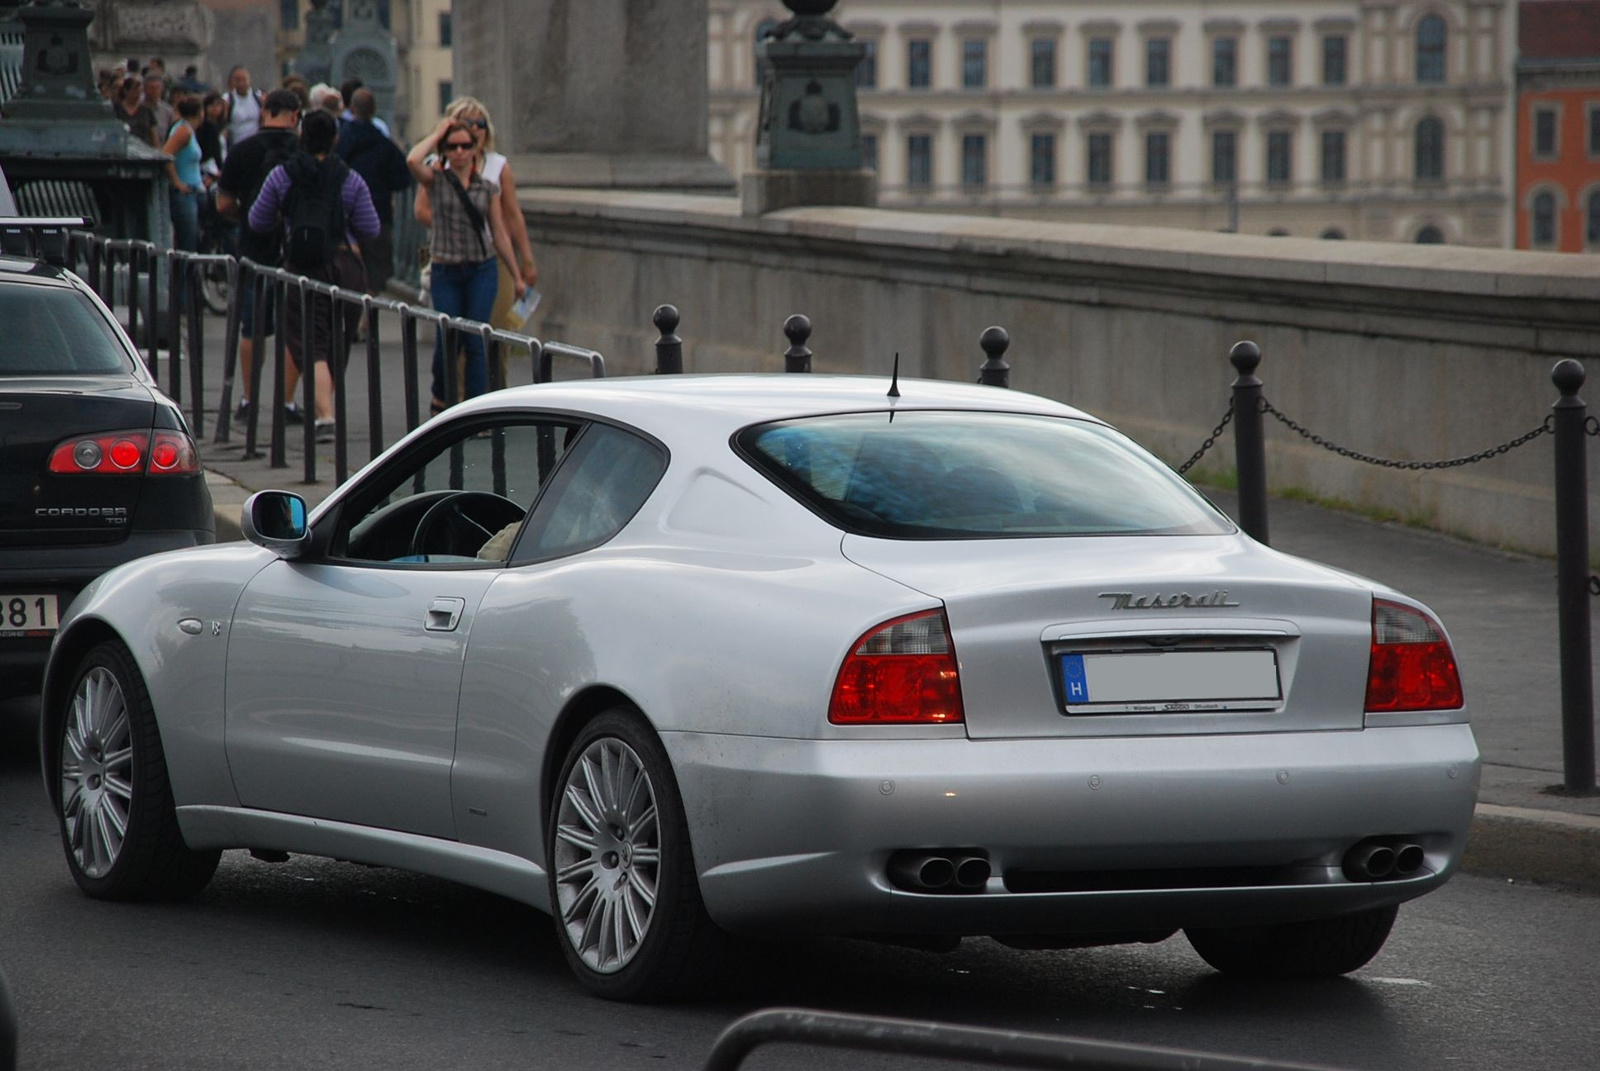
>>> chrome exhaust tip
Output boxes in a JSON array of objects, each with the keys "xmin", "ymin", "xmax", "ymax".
[
  {"xmin": 1342, "ymin": 842, "xmax": 1396, "ymax": 882},
  {"xmin": 954, "ymin": 855, "xmax": 992, "ymax": 891},
  {"xmin": 888, "ymin": 852, "xmax": 955, "ymax": 891},
  {"xmin": 1392, "ymin": 842, "xmax": 1425, "ymax": 875}
]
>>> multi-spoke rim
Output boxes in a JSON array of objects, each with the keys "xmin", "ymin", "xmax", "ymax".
[
  {"xmin": 60, "ymin": 666, "xmax": 135, "ymax": 879},
  {"xmin": 553, "ymin": 737, "xmax": 661, "ymax": 974}
]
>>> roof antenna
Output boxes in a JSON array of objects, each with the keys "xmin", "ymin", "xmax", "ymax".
[{"xmin": 887, "ymin": 353, "xmax": 901, "ymax": 399}]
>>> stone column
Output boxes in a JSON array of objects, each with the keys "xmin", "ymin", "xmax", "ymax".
[{"xmin": 454, "ymin": 0, "xmax": 733, "ymax": 192}]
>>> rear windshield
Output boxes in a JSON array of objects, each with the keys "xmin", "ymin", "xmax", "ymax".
[
  {"xmin": 737, "ymin": 411, "xmax": 1233, "ymax": 539},
  {"xmin": 0, "ymin": 284, "xmax": 132, "ymax": 375}
]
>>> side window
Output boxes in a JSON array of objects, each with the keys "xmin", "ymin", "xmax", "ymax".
[
  {"xmin": 339, "ymin": 419, "xmax": 580, "ymax": 564},
  {"xmin": 514, "ymin": 424, "xmax": 667, "ymax": 561}
]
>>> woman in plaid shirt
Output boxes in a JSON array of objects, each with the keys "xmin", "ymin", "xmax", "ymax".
[{"xmin": 407, "ymin": 116, "xmax": 526, "ymax": 412}]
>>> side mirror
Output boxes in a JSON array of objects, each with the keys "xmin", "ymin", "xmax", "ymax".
[{"xmin": 241, "ymin": 491, "xmax": 310, "ymax": 559}]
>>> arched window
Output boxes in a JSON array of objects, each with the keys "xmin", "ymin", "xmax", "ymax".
[
  {"xmin": 1588, "ymin": 191, "xmax": 1600, "ymax": 248},
  {"xmin": 754, "ymin": 19, "xmax": 780, "ymax": 87},
  {"xmin": 1415, "ymin": 117, "xmax": 1444, "ymax": 181},
  {"xmin": 1532, "ymin": 191, "xmax": 1556, "ymax": 246},
  {"xmin": 1415, "ymin": 225, "xmax": 1445, "ymax": 244},
  {"xmin": 1321, "ymin": 228, "xmax": 1346, "ymax": 240},
  {"xmin": 1416, "ymin": 15, "xmax": 1446, "ymax": 83}
]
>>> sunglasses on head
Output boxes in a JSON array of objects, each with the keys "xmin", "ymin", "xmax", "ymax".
[{"xmin": 461, "ymin": 118, "xmax": 488, "ymax": 129}]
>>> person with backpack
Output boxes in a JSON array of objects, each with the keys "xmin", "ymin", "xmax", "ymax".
[
  {"xmin": 407, "ymin": 115, "xmax": 525, "ymax": 412},
  {"xmin": 335, "ymin": 88, "xmax": 411, "ymax": 294},
  {"xmin": 248, "ymin": 108, "xmax": 381, "ymax": 440},
  {"xmin": 216, "ymin": 88, "xmax": 301, "ymax": 419}
]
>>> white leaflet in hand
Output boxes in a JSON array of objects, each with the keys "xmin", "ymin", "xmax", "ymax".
[{"xmin": 510, "ymin": 287, "xmax": 541, "ymax": 325}]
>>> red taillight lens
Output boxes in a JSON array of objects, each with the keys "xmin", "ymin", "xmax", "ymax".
[
  {"xmin": 829, "ymin": 609, "xmax": 964, "ymax": 724},
  {"xmin": 1364, "ymin": 598, "xmax": 1463, "ymax": 712},
  {"xmin": 47, "ymin": 430, "xmax": 199, "ymax": 476}
]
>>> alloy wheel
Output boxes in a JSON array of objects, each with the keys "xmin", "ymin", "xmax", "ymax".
[
  {"xmin": 553, "ymin": 737, "xmax": 661, "ymax": 974},
  {"xmin": 60, "ymin": 666, "xmax": 135, "ymax": 879}
]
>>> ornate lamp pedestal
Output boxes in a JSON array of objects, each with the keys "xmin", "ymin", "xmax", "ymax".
[{"xmin": 741, "ymin": 0, "xmax": 875, "ymax": 216}]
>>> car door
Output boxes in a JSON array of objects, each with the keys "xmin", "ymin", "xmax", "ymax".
[{"xmin": 224, "ymin": 414, "xmax": 580, "ymax": 838}]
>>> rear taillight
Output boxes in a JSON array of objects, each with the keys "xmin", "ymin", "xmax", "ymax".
[
  {"xmin": 48, "ymin": 430, "xmax": 199, "ymax": 476},
  {"xmin": 829, "ymin": 609, "xmax": 964, "ymax": 725},
  {"xmin": 1364, "ymin": 598, "xmax": 1463, "ymax": 712}
]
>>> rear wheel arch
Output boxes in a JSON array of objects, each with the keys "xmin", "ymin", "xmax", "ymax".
[{"xmin": 541, "ymin": 685, "xmax": 646, "ymax": 839}]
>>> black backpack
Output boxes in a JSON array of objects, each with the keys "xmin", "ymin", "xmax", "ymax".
[
  {"xmin": 237, "ymin": 130, "xmax": 298, "ymax": 263},
  {"xmin": 280, "ymin": 152, "xmax": 349, "ymax": 274}
]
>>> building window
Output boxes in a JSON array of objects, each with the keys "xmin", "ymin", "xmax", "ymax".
[
  {"xmin": 438, "ymin": 11, "xmax": 452, "ymax": 46},
  {"xmin": 1534, "ymin": 107, "xmax": 1559, "ymax": 159},
  {"xmin": 1267, "ymin": 130, "xmax": 1292, "ymax": 184},
  {"xmin": 1415, "ymin": 226, "xmax": 1445, "ymax": 244},
  {"xmin": 1589, "ymin": 105, "xmax": 1600, "ymax": 156},
  {"xmin": 1532, "ymin": 191, "xmax": 1556, "ymax": 246},
  {"xmin": 856, "ymin": 41, "xmax": 877, "ymax": 88},
  {"xmin": 1088, "ymin": 38, "xmax": 1113, "ymax": 89},
  {"xmin": 962, "ymin": 134, "xmax": 987, "ymax": 187},
  {"xmin": 962, "ymin": 40, "xmax": 987, "ymax": 89},
  {"xmin": 1145, "ymin": 132, "xmax": 1170, "ymax": 187},
  {"xmin": 1087, "ymin": 132, "xmax": 1113, "ymax": 188},
  {"xmin": 1212, "ymin": 130, "xmax": 1237, "ymax": 184},
  {"xmin": 1588, "ymin": 191, "xmax": 1600, "ymax": 247},
  {"xmin": 377, "ymin": 1, "xmax": 391, "ymax": 30},
  {"xmin": 1267, "ymin": 36, "xmax": 1293, "ymax": 87},
  {"xmin": 1146, "ymin": 38, "xmax": 1170, "ymax": 88},
  {"xmin": 1030, "ymin": 133, "xmax": 1056, "ymax": 187},
  {"xmin": 1323, "ymin": 35, "xmax": 1347, "ymax": 85},
  {"xmin": 754, "ymin": 19, "xmax": 780, "ymax": 87},
  {"xmin": 907, "ymin": 134, "xmax": 932, "ymax": 188},
  {"xmin": 1212, "ymin": 37, "xmax": 1237, "ymax": 87},
  {"xmin": 1031, "ymin": 39, "xmax": 1057, "ymax": 88},
  {"xmin": 1321, "ymin": 129, "xmax": 1346, "ymax": 185},
  {"xmin": 1415, "ymin": 117, "xmax": 1444, "ymax": 181},
  {"xmin": 437, "ymin": 81, "xmax": 453, "ymax": 115},
  {"xmin": 861, "ymin": 134, "xmax": 878, "ymax": 172},
  {"xmin": 280, "ymin": 0, "xmax": 298, "ymax": 31},
  {"xmin": 907, "ymin": 40, "xmax": 932, "ymax": 90},
  {"xmin": 1416, "ymin": 14, "xmax": 1446, "ymax": 84}
]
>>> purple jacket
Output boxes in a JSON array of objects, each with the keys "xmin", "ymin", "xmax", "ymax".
[{"xmin": 248, "ymin": 159, "xmax": 382, "ymax": 248}]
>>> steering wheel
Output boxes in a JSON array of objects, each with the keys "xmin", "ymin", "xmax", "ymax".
[{"xmin": 410, "ymin": 491, "xmax": 526, "ymax": 559}]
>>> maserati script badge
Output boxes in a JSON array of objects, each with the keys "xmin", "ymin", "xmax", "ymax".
[{"xmin": 1099, "ymin": 591, "xmax": 1241, "ymax": 610}]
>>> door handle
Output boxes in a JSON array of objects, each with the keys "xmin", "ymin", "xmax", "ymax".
[{"xmin": 425, "ymin": 597, "xmax": 466, "ymax": 632}]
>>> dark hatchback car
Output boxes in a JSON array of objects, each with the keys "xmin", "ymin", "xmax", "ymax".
[{"xmin": 0, "ymin": 243, "xmax": 213, "ymax": 697}]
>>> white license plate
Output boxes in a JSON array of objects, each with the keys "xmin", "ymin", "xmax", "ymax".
[
  {"xmin": 1, "ymin": 594, "xmax": 60, "ymax": 636},
  {"xmin": 1060, "ymin": 648, "xmax": 1280, "ymax": 714}
]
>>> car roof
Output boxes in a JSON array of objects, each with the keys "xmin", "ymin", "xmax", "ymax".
[
  {"xmin": 463, "ymin": 374, "xmax": 1101, "ymax": 438},
  {"xmin": 0, "ymin": 254, "xmax": 77, "ymax": 286}
]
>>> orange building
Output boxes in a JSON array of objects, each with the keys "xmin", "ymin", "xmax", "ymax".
[{"xmin": 1516, "ymin": 0, "xmax": 1600, "ymax": 252}]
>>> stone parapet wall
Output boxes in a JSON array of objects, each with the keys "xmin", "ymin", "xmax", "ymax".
[{"xmin": 519, "ymin": 187, "xmax": 1600, "ymax": 555}]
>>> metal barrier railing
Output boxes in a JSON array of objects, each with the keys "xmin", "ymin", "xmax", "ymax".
[{"xmin": 63, "ymin": 231, "xmax": 608, "ymax": 489}]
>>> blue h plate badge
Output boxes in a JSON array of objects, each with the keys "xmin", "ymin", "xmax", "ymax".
[{"xmin": 1060, "ymin": 654, "xmax": 1090, "ymax": 703}]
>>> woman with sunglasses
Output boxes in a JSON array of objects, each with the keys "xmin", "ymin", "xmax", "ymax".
[{"xmin": 407, "ymin": 116, "xmax": 526, "ymax": 410}]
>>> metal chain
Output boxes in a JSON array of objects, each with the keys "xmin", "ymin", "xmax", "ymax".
[
  {"xmin": 1177, "ymin": 400, "xmax": 1235, "ymax": 475},
  {"xmin": 1259, "ymin": 398, "xmax": 1554, "ymax": 470}
]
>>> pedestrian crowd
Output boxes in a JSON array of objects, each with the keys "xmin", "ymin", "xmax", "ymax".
[{"xmin": 101, "ymin": 58, "xmax": 540, "ymax": 436}]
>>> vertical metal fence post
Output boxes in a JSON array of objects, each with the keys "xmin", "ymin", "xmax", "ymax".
[
  {"xmin": 1552, "ymin": 359, "xmax": 1596, "ymax": 794},
  {"xmin": 331, "ymin": 292, "xmax": 348, "ymax": 486},
  {"xmin": 186, "ymin": 261, "xmax": 206, "ymax": 437},
  {"xmin": 217, "ymin": 260, "xmax": 244, "ymax": 445},
  {"xmin": 784, "ymin": 314, "xmax": 812, "ymax": 373},
  {"xmin": 653, "ymin": 304, "xmax": 683, "ymax": 374},
  {"xmin": 126, "ymin": 245, "xmax": 141, "ymax": 342},
  {"xmin": 977, "ymin": 326, "xmax": 1010, "ymax": 387},
  {"xmin": 400, "ymin": 306, "xmax": 421, "ymax": 433},
  {"xmin": 364, "ymin": 297, "xmax": 384, "ymax": 462},
  {"xmin": 1230, "ymin": 339, "xmax": 1269, "ymax": 545},
  {"xmin": 166, "ymin": 253, "xmax": 185, "ymax": 405},
  {"xmin": 145, "ymin": 246, "xmax": 160, "ymax": 374},
  {"xmin": 270, "ymin": 275, "xmax": 289, "ymax": 469},
  {"xmin": 299, "ymin": 278, "xmax": 316, "ymax": 484}
]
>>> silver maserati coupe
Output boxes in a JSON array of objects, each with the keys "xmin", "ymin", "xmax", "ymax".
[{"xmin": 40, "ymin": 375, "xmax": 1480, "ymax": 1001}]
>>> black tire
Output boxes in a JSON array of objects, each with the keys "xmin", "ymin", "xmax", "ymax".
[
  {"xmin": 547, "ymin": 708, "xmax": 723, "ymax": 1001},
  {"xmin": 200, "ymin": 263, "xmax": 231, "ymax": 316},
  {"xmin": 1184, "ymin": 903, "xmax": 1399, "ymax": 978},
  {"xmin": 56, "ymin": 641, "xmax": 220, "ymax": 901}
]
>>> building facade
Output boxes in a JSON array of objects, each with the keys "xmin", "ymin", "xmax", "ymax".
[
  {"xmin": 1515, "ymin": 0, "xmax": 1600, "ymax": 252},
  {"xmin": 709, "ymin": 1, "xmax": 1516, "ymax": 245}
]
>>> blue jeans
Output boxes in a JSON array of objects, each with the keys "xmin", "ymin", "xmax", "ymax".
[
  {"xmin": 429, "ymin": 257, "xmax": 499, "ymax": 406},
  {"xmin": 170, "ymin": 188, "xmax": 200, "ymax": 308}
]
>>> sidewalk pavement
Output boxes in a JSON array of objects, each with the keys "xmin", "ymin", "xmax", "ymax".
[{"xmin": 179, "ymin": 309, "xmax": 1600, "ymax": 895}]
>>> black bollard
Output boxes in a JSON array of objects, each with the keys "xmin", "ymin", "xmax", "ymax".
[
  {"xmin": 977, "ymin": 326, "xmax": 1010, "ymax": 388},
  {"xmin": 653, "ymin": 304, "xmax": 683, "ymax": 374},
  {"xmin": 1230, "ymin": 340, "xmax": 1269, "ymax": 545},
  {"xmin": 784, "ymin": 314, "xmax": 812, "ymax": 373},
  {"xmin": 1552, "ymin": 359, "xmax": 1596, "ymax": 794}
]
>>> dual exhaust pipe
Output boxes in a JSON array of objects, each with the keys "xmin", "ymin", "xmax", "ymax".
[
  {"xmin": 1343, "ymin": 837, "xmax": 1427, "ymax": 882},
  {"xmin": 888, "ymin": 850, "xmax": 991, "ymax": 893}
]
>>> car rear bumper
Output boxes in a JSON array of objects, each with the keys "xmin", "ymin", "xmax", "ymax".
[
  {"xmin": 0, "ymin": 528, "xmax": 213, "ymax": 694},
  {"xmin": 663, "ymin": 723, "xmax": 1480, "ymax": 938}
]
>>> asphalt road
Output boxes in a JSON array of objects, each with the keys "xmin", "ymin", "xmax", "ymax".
[{"xmin": 3, "ymin": 694, "xmax": 1598, "ymax": 1071}]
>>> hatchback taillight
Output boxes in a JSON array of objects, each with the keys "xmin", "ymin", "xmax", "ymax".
[
  {"xmin": 47, "ymin": 430, "xmax": 199, "ymax": 476},
  {"xmin": 829, "ymin": 609, "xmax": 964, "ymax": 725},
  {"xmin": 1364, "ymin": 598, "xmax": 1463, "ymax": 712}
]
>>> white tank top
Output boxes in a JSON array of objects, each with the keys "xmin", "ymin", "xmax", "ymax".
[
  {"xmin": 229, "ymin": 90, "xmax": 262, "ymax": 143},
  {"xmin": 481, "ymin": 152, "xmax": 507, "ymax": 187}
]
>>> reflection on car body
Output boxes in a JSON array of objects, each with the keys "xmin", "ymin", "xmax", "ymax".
[{"xmin": 39, "ymin": 375, "xmax": 1477, "ymax": 1001}]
